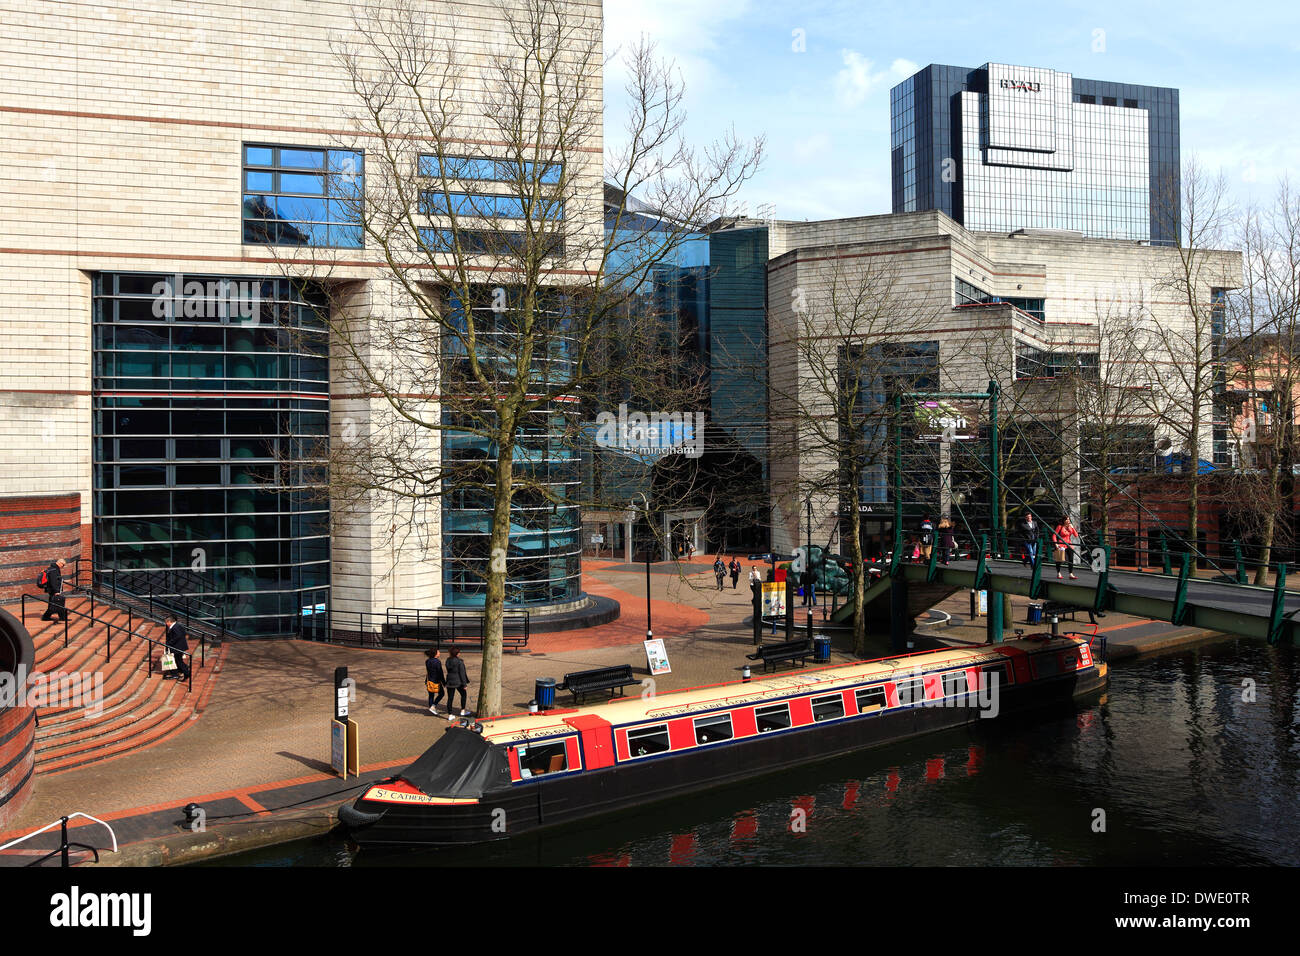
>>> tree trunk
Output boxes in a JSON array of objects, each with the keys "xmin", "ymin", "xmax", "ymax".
[
  {"xmin": 477, "ymin": 439, "xmax": 516, "ymax": 719},
  {"xmin": 846, "ymin": 495, "xmax": 867, "ymax": 657}
]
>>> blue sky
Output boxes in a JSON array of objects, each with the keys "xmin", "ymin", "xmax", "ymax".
[{"xmin": 604, "ymin": 0, "xmax": 1300, "ymax": 221}]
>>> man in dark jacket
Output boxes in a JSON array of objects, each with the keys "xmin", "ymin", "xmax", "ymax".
[
  {"xmin": 713, "ymin": 557, "xmax": 726, "ymax": 591},
  {"xmin": 728, "ymin": 557, "xmax": 741, "ymax": 589},
  {"xmin": 1017, "ymin": 512, "xmax": 1040, "ymax": 568},
  {"xmin": 40, "ymin": 558, "xmax": 69, "ymax": 622},
  {"xmin": 425, "ymin": 648, "xmax": 447, "ymax": 715},
  {"xmin": 162, "ymin": 614, "xmax": 190, "ymax": 681}
]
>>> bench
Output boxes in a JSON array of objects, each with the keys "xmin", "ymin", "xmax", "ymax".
[
  {"xmin": 745, "ymin": 639, "xmax": 811, "ymax": 672},
  {"xmin": 386, "ymin": 622, "xmax": 442, "ymax": 645},
  {"xmin": 1042, "ymin": 600, "xmax": 1097, "ymax": 623},
  {"xmin": 559, "ymin": 665, "xmax": 636, "ymax": 703}
]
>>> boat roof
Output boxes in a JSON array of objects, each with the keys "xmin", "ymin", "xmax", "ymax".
[{"xmin": 480, "ymin": 635, "xmax": 1087, "ymax": 746}]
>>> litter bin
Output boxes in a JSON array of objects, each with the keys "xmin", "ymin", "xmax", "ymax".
[
  {"xmin": 1027, "ymin": 603, "xmax": 1043, "ymax": 624},
  {"xmin": 812, "ymin": 634, "xmax": 831, "ymax": 663},
  {"xmin": 535, "ymin": 677, "xmax": 557, "ymax": 711}
]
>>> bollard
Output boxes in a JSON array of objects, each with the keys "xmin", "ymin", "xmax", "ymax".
[
  {"xmin": 528, "ymin": 699, "xmax": 538, "ymax": 714},
  {"xmin": 1050, "ymin": 614, "xmax": 1059, "ymax": 636},
  {"xmin": 742, "ymin": 665, "xmax": 752, "ymax": 683}
]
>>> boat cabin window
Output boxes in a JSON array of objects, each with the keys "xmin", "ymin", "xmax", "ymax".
[
  {"xmin": 981, "ymin": 663, "xmax": 1009, "ymax": 688},
  {"xmin": 755, "ymin": 703, "xmax": 791, "ymax": 733},
  {"xmin": 942, "ymin": 672, "xmax": 968, "ymax": 697},
  {"xmin": 855, "ymin": 686, "xmax": 886, "ymax": 712},
  {"xmin": 627, "ymin": 724, "xmax": 671, "ymax": 757},
  {"xmin": 811, "ymin": 693, "xmax": 844, "ymax": 722},
  {"xmin": 1032, "ymin": 653, "xmax": 1061, "ymax": 679},
  {"xmin": 694, "ymin": 713, "xmax": 734, "ymax": 744},
  {"xmin": 895, "ymin": 677, "xmax": 925, "ymax": 706},
  {"xmin": 516, "ymin": 740, "xmax": 568, "ymax": 778}
]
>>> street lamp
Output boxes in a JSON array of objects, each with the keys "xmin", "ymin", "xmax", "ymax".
[{"xmin": 637, "ymin": 492, "xmax": 653, "ymax": 642}]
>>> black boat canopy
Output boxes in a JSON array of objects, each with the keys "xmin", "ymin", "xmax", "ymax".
[{"xmin": 400, "ymin": 727, "xmax": 511, "ymax": 798}]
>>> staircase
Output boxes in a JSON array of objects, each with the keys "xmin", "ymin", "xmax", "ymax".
[{"xmin": 6, "ymin": 595, "xmax": 224, "ymax": 775}]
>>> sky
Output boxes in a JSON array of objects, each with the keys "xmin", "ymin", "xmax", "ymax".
[{"xmin": 602, "ymin": 0, "xmax": 1300, "ymax": 223}]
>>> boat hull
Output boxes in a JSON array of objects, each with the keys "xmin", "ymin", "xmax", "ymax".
[{"xmin": 341, "ymin": 662, "xmax": 1106, "ymax": 847}]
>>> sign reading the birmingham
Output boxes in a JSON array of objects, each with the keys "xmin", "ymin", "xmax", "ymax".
[
  {"xmin": 913, "ymin": 400, "xmax": 979, "ymax": 441},
  {"xmin": 594, "ymin": 404, "xmax": 705, "ymax": 459}
]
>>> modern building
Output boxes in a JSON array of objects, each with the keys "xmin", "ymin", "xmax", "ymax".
[
  {"xmin": 891, "ymin": 63, "xmax": 1181, "ymax": 244},
  {"xmin": 763, "ymin": 210, "xmax": 1240, "ymax": 554},
  {"xmin": 0, "ymin": 0, "xmax": 604, "ymax": 633}
]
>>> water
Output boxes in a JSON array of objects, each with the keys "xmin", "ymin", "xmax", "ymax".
[{"xmin": 211, "ymin": 638, "xmax": 1300, "ymax": 866}]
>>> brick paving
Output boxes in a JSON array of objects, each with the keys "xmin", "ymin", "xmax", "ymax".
[{"xmin": 0, "ymin": 557, "xmax": 1231, "ymax": 864}]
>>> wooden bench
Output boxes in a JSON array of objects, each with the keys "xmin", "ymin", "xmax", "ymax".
[
  {"xmin": 745, "ymin": 639, "xmax": 811, "ymax": 672},
  {"xmin": 559, "ymin": 665, "xmax": 636, "ymax": 703}
]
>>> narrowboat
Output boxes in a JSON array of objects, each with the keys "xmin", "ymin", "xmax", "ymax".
[{"xmin": 338, "ymin": 633, "xmax": 1107, "ymax": 846}]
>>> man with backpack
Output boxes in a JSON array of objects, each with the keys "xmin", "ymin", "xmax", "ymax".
[
  {"xmin": 39, "ymin": 557, "xmax": 69, "ymax": 622},
  {"xmin": 713, "ymin": 557, "xmax": 727, "ymax": 591}
]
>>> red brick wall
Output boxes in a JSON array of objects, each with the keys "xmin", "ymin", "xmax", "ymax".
[{"xmin": 0, "ymin": 494, "xmax": 85, "ymax": 604}]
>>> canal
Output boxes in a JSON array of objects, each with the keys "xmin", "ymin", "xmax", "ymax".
[{"xmin": 209, "ymin": 637, "xmax": 1300, "ymax": 866}]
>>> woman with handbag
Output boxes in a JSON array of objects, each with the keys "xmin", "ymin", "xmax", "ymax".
[
  {"xmin": 425, "ymin": 647, "xmax": 446, "ymax": 715},
  {"xmin": 1053, "ymin": 516, "xmax": 1081, "ymax": 579},
  {"xmin": 444, "ymin": 646, "xmax": 470, "ymax": 719}
]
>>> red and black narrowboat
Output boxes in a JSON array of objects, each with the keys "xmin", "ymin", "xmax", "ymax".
[{"xmin": 338, "ymin": 634, "xmax": 1107, "ymax": 846}]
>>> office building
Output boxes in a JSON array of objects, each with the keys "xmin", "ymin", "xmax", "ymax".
[
  {"xmin": 891, "ymin": 63, "xmax": 1181, "ymax": 244},
  {"xmin": 0, "ymin": 0, "xmax": 604, "ymax": 633}
]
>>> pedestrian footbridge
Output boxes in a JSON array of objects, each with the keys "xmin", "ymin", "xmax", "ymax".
[{"xmin": 840, "ymin": 551, "xmax": 1300, "ymax": 645}]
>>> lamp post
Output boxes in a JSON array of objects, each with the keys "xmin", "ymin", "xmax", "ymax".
[{"xmin": 637, "ymin": 492, "xmax": 653, "ymax": 642}]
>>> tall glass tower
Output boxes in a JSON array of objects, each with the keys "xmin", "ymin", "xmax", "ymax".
[{"xmin": 890, "ymin": 62, "xmax": 1180, "ymax": 244}]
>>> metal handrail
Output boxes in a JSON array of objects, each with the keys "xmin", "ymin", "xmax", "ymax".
[
  {"xmin": 0, "ymin": 812, "xmax": 118, "ymax": 867},
  {"xmin": 70, "ymin": 557, "xmax": 231, "ymax": 643},
  {"xmin": 315, "ymin": 606, "xmax": 530, "ymax": 650},
  {"xmin": 21, "ymin": 592, "xmax": 200, "ymax": 692}
]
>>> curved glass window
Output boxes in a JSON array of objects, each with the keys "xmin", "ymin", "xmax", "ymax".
[{"xmin": 441, "ymin": 287, "xmax": 581, "ymax": 607}]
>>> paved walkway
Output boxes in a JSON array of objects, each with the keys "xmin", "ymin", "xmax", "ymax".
[{"xmin": 0, "ymin": 557, "xmax": 1233, "ymax": 865}]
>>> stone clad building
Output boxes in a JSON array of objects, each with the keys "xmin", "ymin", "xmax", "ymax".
[
  {"xmin": 759, "ymin": 210, "xmax": 1241, "ymax": 553},
  {"xmin": 0, "ymin": 0, "xmax": 604, "ymax": 633}
]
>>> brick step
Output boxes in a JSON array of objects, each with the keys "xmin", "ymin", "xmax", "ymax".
[
  {"xmin": 35, "ymin": 674, "xmax": 219, "ymax": 776},
  {"xmin": 35, "ymin": 652, "xmax": 160, "ymax": 731},
  {"xmin": 32, "ymin": 636, "xmax": 153, "ymax": 718},
  {"xmin": 36, "ymin": 701, "xmax": 181, "ymax": 769},
  {"xmin": 36, "ymin": 646, "xmax": 208, "ymax": 733},
  {"xmin": 34, "ymin": 645, "xmax": 225, "ymax": 775}
]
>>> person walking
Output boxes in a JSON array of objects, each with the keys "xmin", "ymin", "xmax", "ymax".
[
  {"xmin": 800, "ymin": 566, "xmax": 818, "ymax": 607},
  {"xmin": 1017, "ymin": 512, "xmax": 1040, "ymax": 568},
  {"xmin": 1053, "ymin": 516, "xmax": 1082, "ymax": 580},
  {"xmin": 748, "ymin": 566, "xmax": 762, "ymax": 588},
  {"xmin": 919, "ymin": 516, "xmax": 935, "ymax": 562},
  {"xmin": 444, "ymin": 646, "xmax": 470, "ymax": 719},
  {"xmin": 713, "ymin": 557, "xmax": 726, "ymax": 591},
  {"xmin": 728, "ymin": 557, "xmax": 742, "ymax": 589},
  {"xmin": 39, "ymin": 557, "xmax": 69, "ymax": 622},
  {"xmin": 938, "ymin": 517, "xmax": 956, "ymax": 565},
  {"xmin": 161, "ymin": 614, "xmax": 190, "ymax": 682},
  {"xmin": 424, "ymin": 647, "xmax": 446, "ymax": 715}
]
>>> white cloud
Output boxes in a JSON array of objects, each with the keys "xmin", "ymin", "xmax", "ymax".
[{"xmin": 834, "ymin": 50, "xmax": 911, "ymax": 109}]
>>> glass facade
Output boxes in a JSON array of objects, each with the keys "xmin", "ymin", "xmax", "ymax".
[
  {"xmin": 891, "ymin": 63, "xmax": 1180, "ymax": 244},
  {"xmin": 92, "ymin": 273, "xmax": 330, "ymax": 636},
  {"xmin": 955, "ymin": 276, "xmax": 1045, "ymax": 321},
  {"xmin": 440, "ymin": 287, "xmax": 581, "ymax": 607},
  {"xmin": 242, "ymin": 144, "xmax": 364, "ymax": 248}
]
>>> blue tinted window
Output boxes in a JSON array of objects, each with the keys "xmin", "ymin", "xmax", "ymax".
[
  {"xmin": 419, "ymin": 154, "xmax": 562, "ymax": 185},
  {"xmin": 242, "ymin": 144, "xmax": 364, "ymax": 249}
]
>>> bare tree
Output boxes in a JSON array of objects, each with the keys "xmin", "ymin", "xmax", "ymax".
[
  {"xmin": 1226, "ymin": 178, "xmax": 1300, "ymax": 582},
  {"xmin": 1130, "ymin": 158, "xmax": 1240, "ymax": 554},
  {"xmin": 767, "ymin": 251, "xmax": 945, "ymax": 655},
  {"xmin": 283, "ymin": 0, "xmax": 760, "ymax": 716}
]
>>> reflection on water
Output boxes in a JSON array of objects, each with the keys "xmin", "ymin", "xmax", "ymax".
[{"xmin": 211, "ymin": 638, "xmax": 1300, "ymax": 867}]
